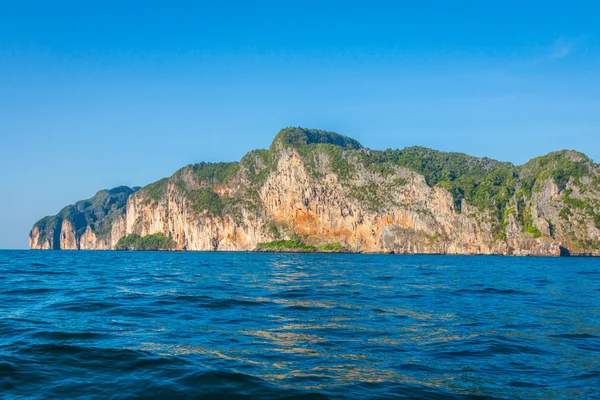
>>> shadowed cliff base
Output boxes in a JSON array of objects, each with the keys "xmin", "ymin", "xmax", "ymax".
[{"xmin": 30, "ymin": 127, "xmax": 600, "ymax": 256}]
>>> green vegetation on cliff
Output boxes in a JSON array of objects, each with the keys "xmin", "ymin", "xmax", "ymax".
[
  {"xmin": 240, "ymin": 149, "xmax": 274, "ymax": 185},
  {"xmin": 256, "ymin": 238, "xmax": 346, "ymax": 253},
  {"xmin": 188, "ymin": 188, "xmax": 232, "ymax": 216},
  {"xmin": 560, "ymin": 189, "xmax": 600, "ymax": 229},
  {"xmin": 188, "ymin": 162, "xmax": 240, "ymax": 185},
  {"xmin": 317, "ymin": 242, "xmax": 345, "ymax": 252},
  {"xmin": 257, "ymin": 239, "xmax": 316, "ymax": 252},
  {"xmin": 116, "ymin": 233, "xmax": 176, "ymax": 250},
  {"xmin": 358, "ymin": 147, "xmax": 518, "ymax": 215},
  {"xmin": 167, "ymin": 162, "xmax": 241, "ymax": 217},
  {"xmin": 520, "ymin": 150, "xmax": 592, "ymax": 191},
  {"xmin": 270, "ymin": 128, "xmax": 363, "ymax": 180},
  {"xmin": 141, "ymin": 178, "xmax": 168, "ymax": 204},
  {"xmin": 271, "ymin": 127, "xmax": 363, "ymax": 151},
  {"xmin": 515, "ymin": 198, "xmax": 542, "ymax": 238}
]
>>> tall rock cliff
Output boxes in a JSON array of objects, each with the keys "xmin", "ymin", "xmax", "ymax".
[
  {"xmin": 30, "ymin": 128, "xmax": 600, "ymax": 255},
  {"xmin": 30, "ymin": 186, "xmax": 136, "ymax": 250}
]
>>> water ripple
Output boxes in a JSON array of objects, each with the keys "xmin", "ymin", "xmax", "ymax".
[{"xmin": 0, "ymin": 251, "xmax": 599, "ymax": 399}]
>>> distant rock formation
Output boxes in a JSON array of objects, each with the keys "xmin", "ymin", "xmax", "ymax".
[{"xmin": 30, "ymin": 128, "xmax": 600, "ymax": 255}]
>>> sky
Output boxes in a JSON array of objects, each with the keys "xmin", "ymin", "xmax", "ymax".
[{"xmin": 1, "ymin": 1, "xmax": 599, "ymax": 249}]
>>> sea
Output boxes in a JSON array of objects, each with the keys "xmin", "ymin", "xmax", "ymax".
[{"xmin": 0, "ymin": 250, "xmax": 599, "ymax": 399}]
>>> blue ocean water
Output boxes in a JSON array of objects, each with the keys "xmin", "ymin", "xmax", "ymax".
[{"xmin": 0, "ymin": 251, "xmax": 599, "ymax": 399}]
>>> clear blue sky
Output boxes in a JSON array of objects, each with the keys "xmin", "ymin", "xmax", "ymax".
[{"xmin": 1, "ymin": 1, "xmax": 599, "ymax": 249}]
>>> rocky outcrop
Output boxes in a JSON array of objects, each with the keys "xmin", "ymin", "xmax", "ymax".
[
  {"xmin": 30, "ymin": 186, "xmax": 135, "ymax": 250},
  {"xmin": 30, "ymin": 128, "xmax": 600, "ymax": 256}
]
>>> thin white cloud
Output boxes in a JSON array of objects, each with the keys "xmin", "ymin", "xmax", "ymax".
[
  {"xmin": 547, "ymin": 37, "xmax": 574, "ymax": 60},
  {"xmin": 503, "ymin": 37, "xmax": 579, "ymax": 70}
]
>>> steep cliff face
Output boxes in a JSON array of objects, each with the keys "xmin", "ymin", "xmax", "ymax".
[
  {"xmin": 30, "ymin": 128, "xmax": 600, "ymax": 255},
  {"xmin": 30, "ymin": 186, "xmax": 136, "ymax": 250}
]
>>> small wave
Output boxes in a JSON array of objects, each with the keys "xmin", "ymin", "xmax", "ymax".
[
  {"xmin": 170, "ymin": 370, "xmax": 328, "ymax": 400},
  {"xmin": 4, "ymin": 269, "xmax": 43, "ymax": 275},
  {"xmin": 396, "ymin": 293, "xmax": 425, "ymax": 299},
  {"xmin": 13, "ymin": 269, "xmax": 78, "ymax": 276},
  {"xmin": 276, "ymin": 289, "xmax": 312, "ymax": 298},
  {"xmin": 572, "ymin": 370, "xmax": 600, "ymax": 380},
  {"xmin": 488, "ymin": 343, "xmax": 553, "ymax": 356},
  {"xmin": 501, "ymin": 323, "xmax": 542, "ymax": 329},
  {"xmin": 434, "ymin": 349, "xmax": 488, "ymax": 359},
  {"xmin": 174, "ymin": 294, "xmax": 214, "ymax": 302},
  {"xmin": 153, "ymin": 294, "xmax": 215, "ymax": 306},
  {"xmin": 3, "ymin": 317, "xmax": 52, "ymax": 326},
  {"xmin": 14, "ymin": 343, "xmax": 190, "ymax": 371},
  {"xmin": 508, "ymin": 381, "xmax": 544, "ymax": 388},
  {"xmin": 202, "ymin": 298, "xmax": 267, "ymax": 309},
  {"xmin": 31, "ymin": 262, "xmax": 47, "ymax": 267},
  {"xmin": 344, "ymin": 382, "xmax": 505, "ymax": 400},
  {"xmin": 16, "ymin": 343, "xmax": 112, "ymax": 357},
  {"xmin": 371, "ymin": 276, "xmax": 394, "ymax": 281},
  {"xmin": 551, "ymin": 333, "xmax": 598, "ymax": 339},
  {"xmin": 433, "ymin": 338, "xmax": 553, "ymax": 359},
  {"xmin": 573, "ymin": 344, "xmax": 600, "ymax": 352},
  {"xmin": 454, "ymin": 288, "xmax": 532, "ymax": 296},
  {"xmin": 52, "ymin": 300, "xmax": 117, "ymax": 312},
  {"xmin": 40, "ymin": 368, "xmax": 330, "ymax": 400},
  {"xmin": 152, "ymin": 296, "xmax": 267, "ymax": 310},
  {"xmin": 2, "ymin": 288, "xmax": 56, "ymax": 295},
  {"xmin": 30, "ymin": 331, "xmax": 109, "ymax": 341},
  {"xmin": 0, "ymin": 361, "xmax": 18, "ymax": 375},
  {"xmin": 390, "ymin": 363, "xmax": 441, "ymax": 373}
]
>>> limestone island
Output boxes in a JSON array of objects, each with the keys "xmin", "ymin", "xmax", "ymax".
[{"xmin": 30, "ymin": 128, "xmax": 600, "ymax": 256}]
